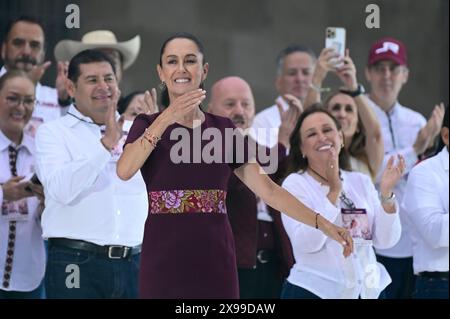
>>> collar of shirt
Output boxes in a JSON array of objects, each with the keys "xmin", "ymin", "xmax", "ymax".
[
  {"xmin": 64, "ymin": 104, "xmax": 120, "ymax": 130},
  {"xmin": 366, "ymin": 95, "xmax": 401, "ymax": 117},
  {"xmin": 440, "ymin": 147, "xmax": 449, "ymax": 171},
  {"xmin": 0, "ymin": 129, "xmax": 35, "ymax": 155}
]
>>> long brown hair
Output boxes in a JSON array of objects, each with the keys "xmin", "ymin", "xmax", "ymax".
[
  {"xmin": 323, "ymin": 92, "xmax": 374, "ymax": 178},
  {"xmin": 283, "ymin": 104, "xmax": 351, "ymax": 179}
]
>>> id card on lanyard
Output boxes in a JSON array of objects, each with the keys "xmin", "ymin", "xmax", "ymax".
[
  {"xmin": 341, "ymin": 208, "xmax": 372, "ymax": 244},
  {"xmin": 1, "ymin": 198, "xmax": 30, "ymax": 222}
]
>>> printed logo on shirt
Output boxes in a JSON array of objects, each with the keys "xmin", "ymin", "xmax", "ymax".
[
  {"xmin": 36, "ymin": 100, "xmax": 59, "ymax": 108},
  {"xmin": 25, "ymin": 116, "xmax": 44, "ymax": 138}
]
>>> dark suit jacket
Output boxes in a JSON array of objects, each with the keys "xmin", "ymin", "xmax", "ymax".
[{"xmin": 226, "ymin": 143, "xmax": 294, "ymax": 278}]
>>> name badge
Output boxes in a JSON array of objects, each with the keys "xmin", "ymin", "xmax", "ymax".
[
  {"xmin": 341, "ymin": 208, "xmax": 372, "ymax": 244},
  {"xmin": 1, "ymin": 199, "xmax": 30, "ymax": 222}
]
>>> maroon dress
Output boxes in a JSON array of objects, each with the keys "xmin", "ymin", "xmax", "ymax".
[{"xmin": 125, "ymin": 112, "xmax": 250, "ymax": 299}]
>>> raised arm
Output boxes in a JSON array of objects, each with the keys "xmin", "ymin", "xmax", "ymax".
[
  {"xmin": 336, "ymin": 52, "xmax": 384, "ymax": 175},
  {"xmin": 117, "ymin": 112, "xmax": 171, "ymax": 180},
  {"xmin": 117, "ymin": 89, "xmax": 206, "ymax": 180},
  {"xmin": 303, "ymin": 48, "xmax": 340, "ymax": 109},
  {"xmin": 234, "ymin": 161, "xmax": 353, "ymax": 256}
]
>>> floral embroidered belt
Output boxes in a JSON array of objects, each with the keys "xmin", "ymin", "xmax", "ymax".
[{"xmin": 149, "ymin": 190, "xmax": 227, "ymax": 214}]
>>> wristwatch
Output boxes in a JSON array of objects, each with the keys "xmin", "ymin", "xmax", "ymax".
[
  {"xmin": 379, "ymin": 192, "xmax": 396, "ymax": 205},
  {"xmin": 340, "ymin": 84, "xmax": 365, "ymax": 97}
]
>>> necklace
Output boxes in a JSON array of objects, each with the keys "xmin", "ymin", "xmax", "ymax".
[
  {"xmin": 308, "ymin": 166, "xmax": 329, "ymax": 184},
  {"xmin": 67, "ymin": 111, "xmax": 103, "ymax": 126}
]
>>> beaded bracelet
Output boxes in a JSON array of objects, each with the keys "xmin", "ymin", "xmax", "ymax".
[
  {"xmin": 141, "ymin": 128, "xmax": 161, "ymax": 148},
  {"xmin": 315, "ymin": 213, "xmax": 320, "ymax": 229}
]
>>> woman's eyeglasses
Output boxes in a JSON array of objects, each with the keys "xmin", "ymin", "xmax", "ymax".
[{"xmin": 4, "ymin": 96, "xmax": 36, "ymax": 108}]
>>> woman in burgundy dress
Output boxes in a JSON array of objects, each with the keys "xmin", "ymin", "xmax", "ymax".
[{"xmin": 117, "ymin": 32, "xmax": 353, "ymax": 299}]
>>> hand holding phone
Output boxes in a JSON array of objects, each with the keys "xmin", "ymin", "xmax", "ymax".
[{"xmin": 325, "ymin": 27, "xmax": 346, "ymax": 68}]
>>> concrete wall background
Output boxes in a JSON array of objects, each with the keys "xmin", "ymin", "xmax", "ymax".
[{"xmin": 1, "ymin": 0, "xmax": 448, "ymax": 117}]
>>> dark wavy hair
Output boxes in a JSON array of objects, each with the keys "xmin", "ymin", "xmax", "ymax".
[
  {"xmin": 158, "ymin": 32, "xmax": 206, "ymax": 109},
  {"xmin": 117, "ymin": 91, "xmax": 144, "ymax": 115},
  {"xmin": 323, "ymin": 91, "xmax": 374, "ymax": 178},
  {"xmin": 283, "ymin": 104, "xmax": 351, "ymax": 180}
]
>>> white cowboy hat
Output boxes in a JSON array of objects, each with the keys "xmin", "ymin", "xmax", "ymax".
[{"xmin": 54, "ymin": 30, "xmax": 141, "ymax": 69}]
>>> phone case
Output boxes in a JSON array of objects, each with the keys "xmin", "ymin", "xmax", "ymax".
[{"xmin": 325, "ymin": 27, "xmax": 346, "ymax": 67}]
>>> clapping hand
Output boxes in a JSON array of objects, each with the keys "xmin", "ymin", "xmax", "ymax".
[
  {"xmin": 55, "ymin": 61, "xmax": 70, "ymax": 101},
  {"xmin": 414, "ymin": 103, "xmax": 445, "ymax": 155},
  {"xmin": 101, "ymin": 88, "xmax": 124, "ymax": 151},
  {"xmin": 379, "ymin": 154, "xmax": 406, "ymax": 197},
  {"xmin": 277, "ymin": 94, "xmax": 303, "ymax": 147},
  {"xmin": 142, "ymin": 88, "xmax": 159, "ymax": 114},
  {"xmin": 28, "ymin": 61, "xmax": 52, "ymax": 84},
  {"xmin": 164, "ymin": 89, "xmax": 206, "ymax": 125}
]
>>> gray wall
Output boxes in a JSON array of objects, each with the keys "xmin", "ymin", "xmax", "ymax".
[{"xmin": 1, "ymin": 0, "xmax": 448, "ymax": 117}]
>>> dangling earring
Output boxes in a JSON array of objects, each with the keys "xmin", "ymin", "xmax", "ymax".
[
  {"xmin": 341, "ymin": 142, "xmax": 344, "ymax": 149},
  {"xmin": 302, "ymin": 153, "xmax": 306, "ymax": 159},
  {"xmin": 158, "ymin": 81, "xmax": 166, "ymax": 90}
]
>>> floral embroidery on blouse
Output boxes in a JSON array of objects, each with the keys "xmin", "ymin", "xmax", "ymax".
[{"xmin": 149, "ymin": 190, "xmax": 227, "ymax": 214}]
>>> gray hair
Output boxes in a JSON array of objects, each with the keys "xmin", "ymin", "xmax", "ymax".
[{"xmin": 276, "ymin": 44, "xmax": 317, "ymax": 75}]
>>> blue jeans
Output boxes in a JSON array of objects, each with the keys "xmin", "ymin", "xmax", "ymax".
[
  {"xmin": 280, "ymin": 280, "xmax": 321, "ymax": 299},
  {"xmin": 45, "ymin": 244, "xmax": 140, "ymax": 299},
  {"xmin": 376, "ymin": 255, "xmax": 415, "ymax": 299},
  {"xmin": 238, "ymin": 259, "xmax": 282, "ymax": 299},
  {"xmin": 413, "ymin": 275, "xmax": 449, "ymax": 299},
  {"xmin": 0, "ymin": 282, "xmax": 43, "ymax": 299}
]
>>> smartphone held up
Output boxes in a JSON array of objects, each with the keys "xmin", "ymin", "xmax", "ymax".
[{"xmin": 325, "ymin": 27, "xmax": 346, "ymax": 68}]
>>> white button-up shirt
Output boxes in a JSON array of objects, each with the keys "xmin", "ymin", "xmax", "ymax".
[
  {"xmin": 251, "ymin": 97, "xmax": 289, "ymax": 222},
  {"xmin": 35, "ymin": 105, "xmax": 148, "ymax": 246},
  {"xmin": 251, "ymin": 96, "xmax": 288, "ymax": 148},
  {"xmin": 402, "ymin": 147, "xmax": 449, "ymax": 274},
  {"xmin": 0, "ymin": 131, "xmax": 45, "ymax": 291},
  {"xmin": 367, "ymin": 97, "xmax": 426, "ymax": 258},
  {"xmin": 282, "ymin": 170, "xmax": 401, "ymax": 299},
  {"xmin": 0, "ymin": 67, "xmax": 62, "ymax": 138}
]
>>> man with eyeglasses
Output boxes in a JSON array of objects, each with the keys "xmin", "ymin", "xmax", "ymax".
[
  {"xmin": 364, "ymin": 37, "xmax": 445, "ymax": 298},
  {"xmin": 1, "ymin": 15, "xmax": 69, "ymax": 138}
]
